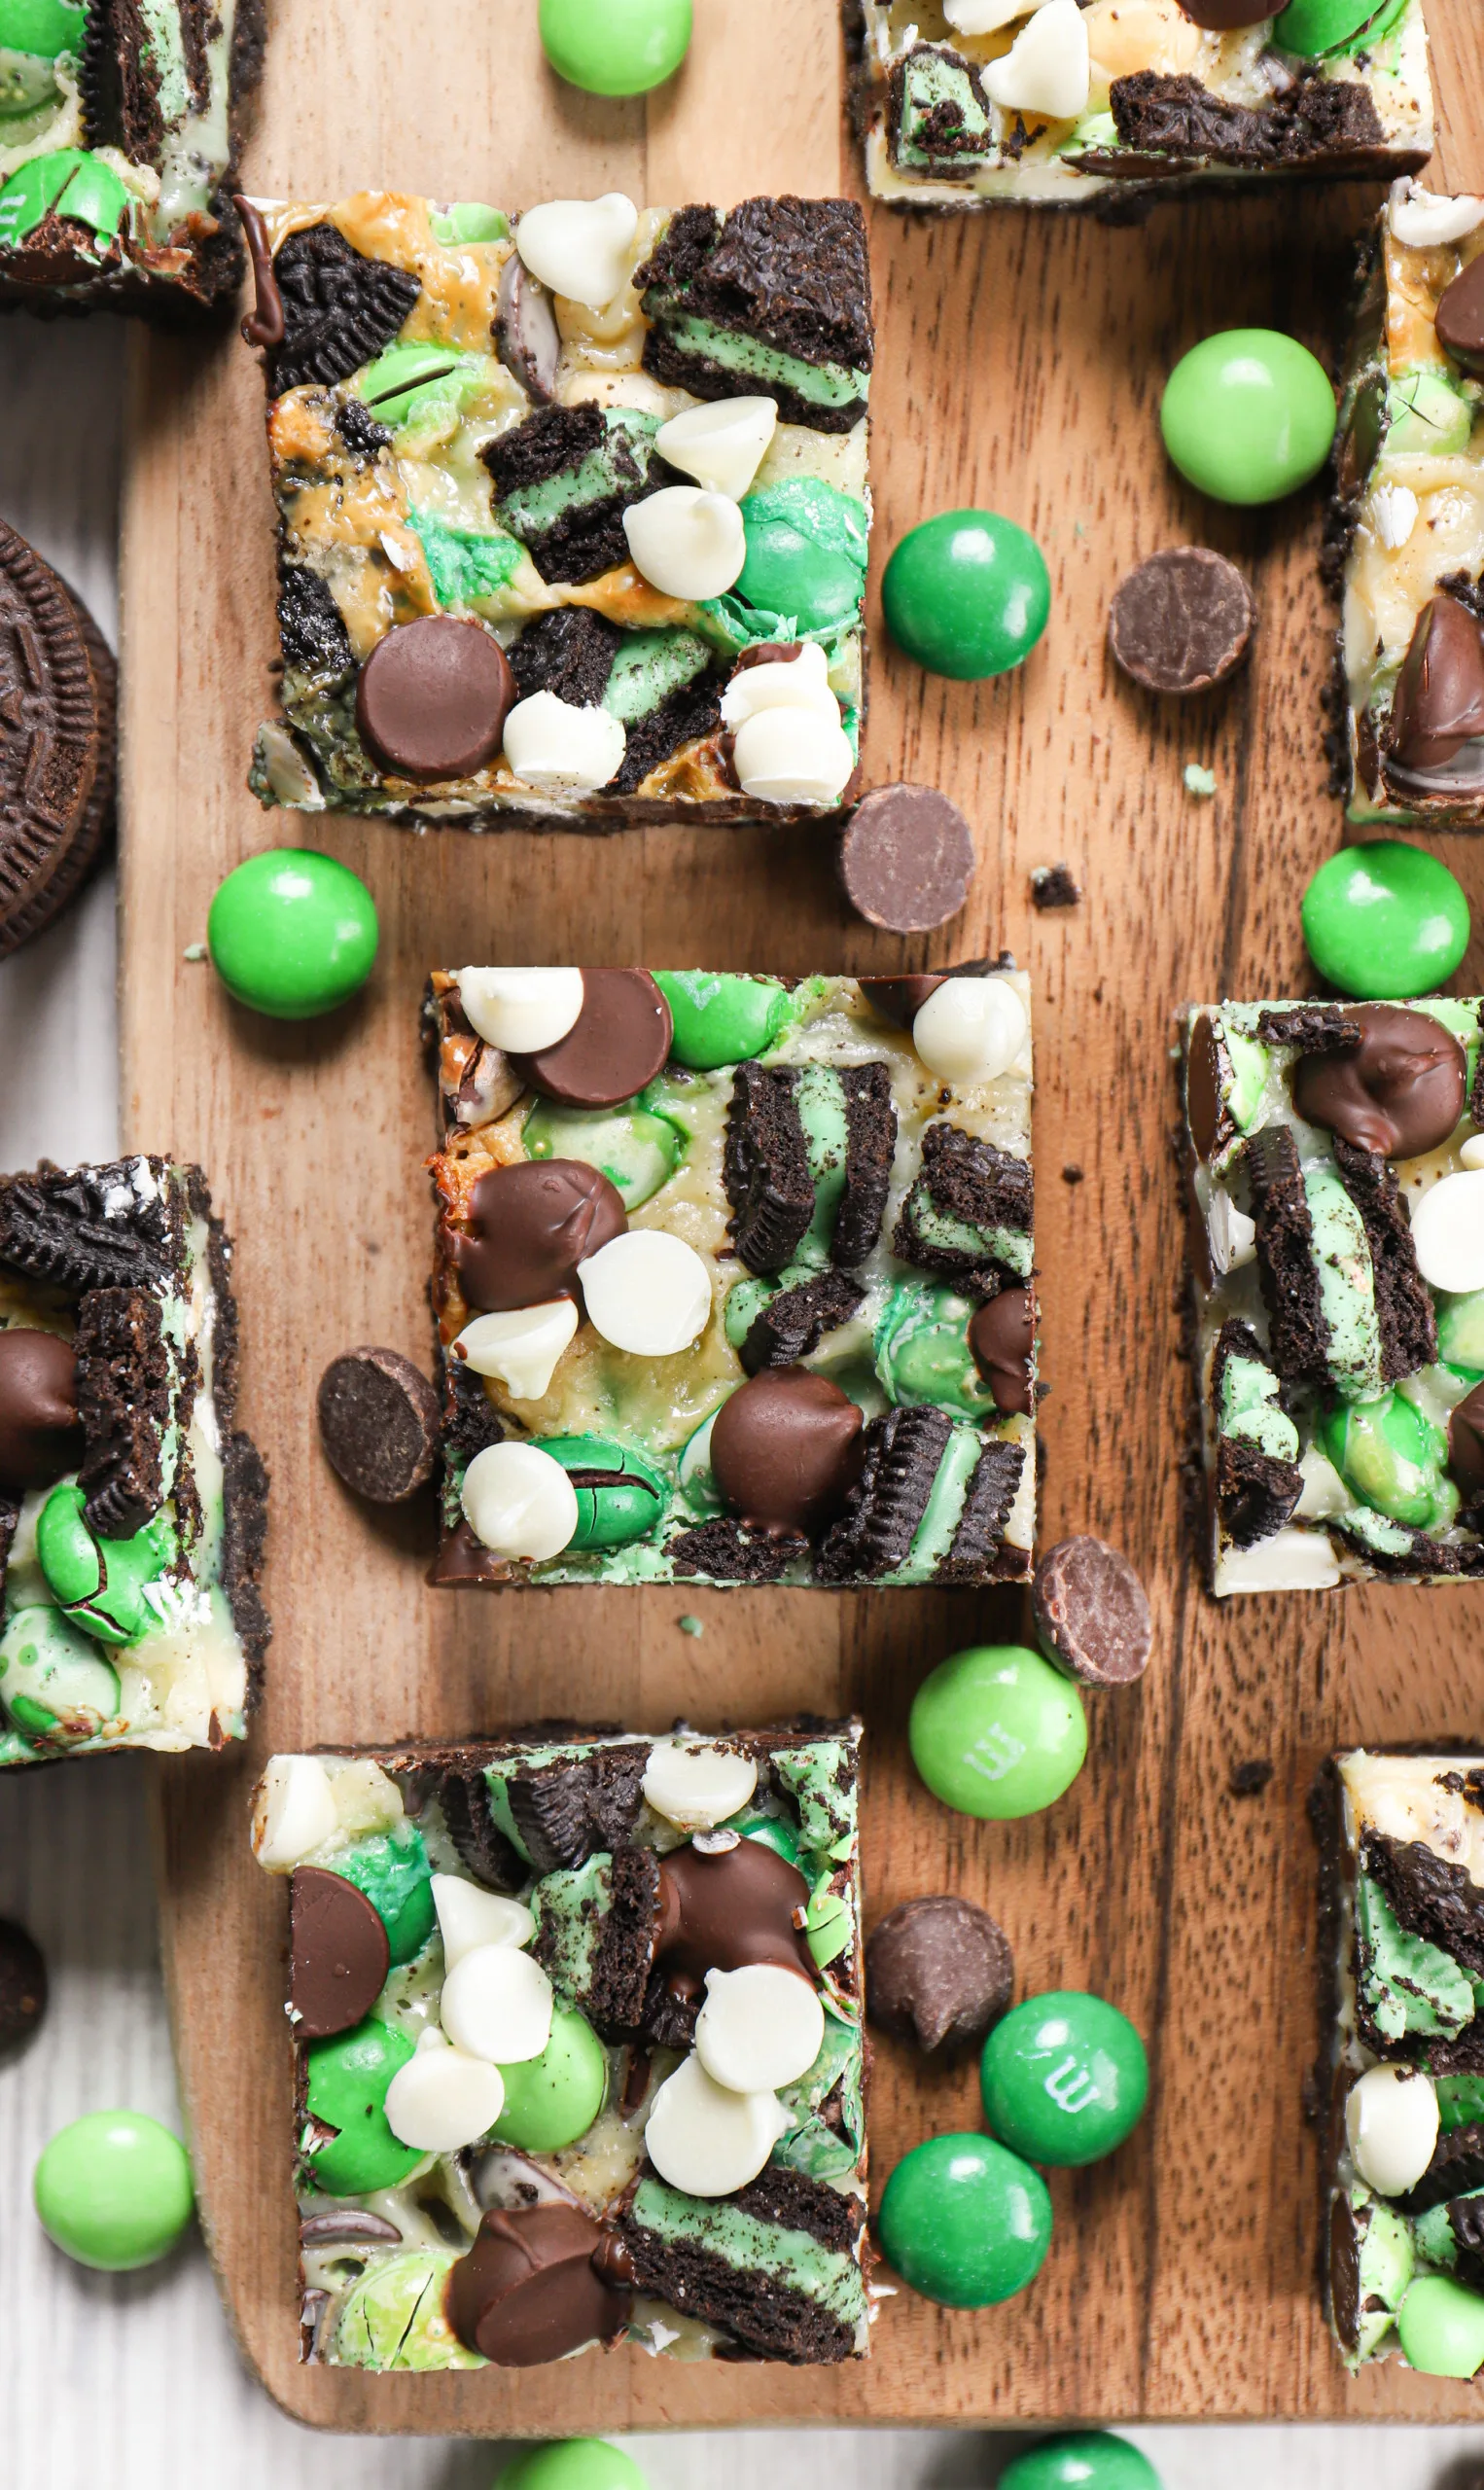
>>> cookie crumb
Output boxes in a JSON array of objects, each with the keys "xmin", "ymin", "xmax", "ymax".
[
  {"xmin": 1184, "ymin": 763, "xmax": 1217, "ymax": 799},
  {"xmin": 1031, "ymin": 863, "xmax": 1081, "ymax": 910},
  {"xmin": 678, "ymin": 1614, "xmax": 703, "ymax": 1637},
  {"xmin": 183, "ymin": 943, "xmax": 206, "ymax": 962},
  {"xmin": 1062, "ymin": 1163, "xmax": 1084, "ymax": 1186},
  {"xmin": 1229, "ymin": 1758, "xmax": 1274, "ymax": 1796}
]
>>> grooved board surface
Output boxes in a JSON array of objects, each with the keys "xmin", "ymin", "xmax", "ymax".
[{"xmin": 121, "ymin": 0, "xmax": 1484, "ymax": 2431}]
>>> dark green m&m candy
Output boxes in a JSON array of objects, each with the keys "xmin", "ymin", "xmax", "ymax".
[
  {"xmin": 981, "ymin": 1990, "xmax": 1148, "ymax": 2167},
  {"xmin": 532, "ymin": 1437, "xmax": 666, "ymax": 1550},
  {"xmin": 1161, "ymin": 330, "xmax": 1335, "ymax": 506},
  {"xmin": 876, "ymin": 2131, "xmax": 1052, "ymax": 2307},
  {"xmin": 1301, "ymin": 842, "xmax": 1470, "ymax": 999},
  {"xmin": 1271, "ymin": 0, "xmax": 1409, "ymax": 58},
  {"xmin": 999, "ymin": 2435, "xmax": 1163, "ymax": 2490},
  {"xmin": 207, "ymin": 849, "xmax": 378, "ymax": 1020},
  {"xmin": 35, "ymin": 1481, "xmax": 170, "ymax": 1645},
  {"xmin": 303, "ymin": 2015, "xmax": 424, "ymax": 2194},
  {"xmin": 883, "ymin": 511, "xmax": 1050, "ymax": 681}
]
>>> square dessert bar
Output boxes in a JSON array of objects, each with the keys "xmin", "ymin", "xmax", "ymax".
[
  {"xmin": 0, "ymin": 0, "xmax": 263, "ymax": 311},
  {"xmin": 1332, "ymin": 181, "xmax": 1484, "ymax": 829},
  {"xmin": 0, "ymin": 1158, "xmax": 268, "ymax": 1761},
  {"xmin": 1323, "ymin": 1749, "xmax": 1484, "ymax": 2373},
  {"xmin": 1181, "ymin": 999, "xmax": 1484, "ymax": 1594},
  {"xmin": 426, "ymin": 966, "xmax": 1037, "ymax": 1587},
  {"xmin": 252, "ymin": 1723, "xmax": 868, "ymax": 2370},
  {"xmin": 241, "ymin": 191, "xmax": 872, "ymax": 828},
  {"xmin": 849, "ymin": 1, "xmax": 1431, "ymax": 210}
]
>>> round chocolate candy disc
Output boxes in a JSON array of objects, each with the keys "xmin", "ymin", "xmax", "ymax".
[
  {"xmin": 837, "ymin": 785, "xmax": 976, "ymax": 934},
  {"xmin": 866, "ymin": 1895, "xmax": 1013, "ymax": 2054},
  {"xmin": 1108, "ymin": 548, "xmax": 1254, "ymax": 696},
  {"xmin": 1291, "ymin": 1005, "xmax": 1467, "ymax": 1160},
  {"xmin": 447, "ymin": 2203, "xmax": 631, "ymax": 2365},
  {"xmin": 355, "ymin": 615, "xmax": 514, "ymax": 781},
  {"xmin": 710, "ymin": 1366, "xmax": 865, "ymax": 1538},
  {"xmin": 445, "ymin": 1158, "xmax": 628, "ymax": 1312},
  {"xmin": 0, "ymin": 1328, "xmax": 81, "ymax": 1496},
  {"xmin": 317, "ymin": 1347, "xmax": 441, "ymax": 1502},
  {"xmin": 0, "ymin": 1916, "xmax": 48, "ymax": 2047},
  {"xmin": 512, "ymin": 968, "xmax": 672, "ymax": 1108},
  {"xmin": 1435, "ymin": 253, "xmax": 1484, "ymax": 378},
  {"xmin": 1032, "ymin": 1536, "xmax": 1153, "ymax": 1690},
  {"xmin": 290, "ymin": 1866, "xmax": 392, "ymax": 2041}
]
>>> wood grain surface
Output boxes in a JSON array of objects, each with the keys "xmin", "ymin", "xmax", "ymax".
[{"xmin": 120, "ymin": 0, "xmax": 1484, "ymax": 2431}]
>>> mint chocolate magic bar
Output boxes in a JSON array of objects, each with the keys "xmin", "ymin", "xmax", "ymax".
[
  {"xmin": 252, "ymin": 1723, "xmax": 868, "ymax": 2369},
  {"xmin": 425, "ymin": 966, "xmax": 1038, "ymax": 1588},
  {"xmin": 239, "ymin": 190, "xmax": 871, "ymax": 828}
]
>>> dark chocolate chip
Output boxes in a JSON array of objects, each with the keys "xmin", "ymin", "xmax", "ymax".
[
  {"xmin": 857, "ymin": 973, "xmax": 947, "ymax": 1028},
  {"xmin": 1389, "ymin": 595, "xmax": 1484, "ymax": 772},
  {"xmin": 1032, "ymin": 1535, "xmax": 1153, "ymax": 1688},
  {"xmin": 495, "ymin": 252, "xmax": 560, "ymax": 404},
  {"xmin": 866, "ymin": 1895, "xmax": 1013, "ymax": 2054},
  {"xmin": 355, "ymin": 616, "xmax": 514, "ymax": 782},
  {"xmin": 1293, "ymin": 1005, "xmax": 1467, "ymax": 1160},
  {"xmin": 1109, "ymin": 548, "xmax": 1254, "ymax": 695},
  {"xmin": 1436, "ymin": 253, "xmax": 1484, "ymax": 377},
  {"xmin": 511, "ymin": 969, "xmax": 672, "ymax": 1108},
  {"xmin": 233, "ymin": 195, "xmax": 285, "ymax": 348},
  {"xmin": 1451, "ymin": 1382, "xmax": 1484, "ymax": 1500},
  {"xmin": 1031, "ymin": 863, "xmax": 1081, "ymax": 909},
  {"xmin": 444, "ymin": 1159, "xmax": 627, "ymax": 1313},
  {"xmin": 1185, "ymin": 1012, "xmax": 1223, "ymax": 1161},
  {"xmin": 1229, "ymin": 1759, "xmax": 1274, "ymax": 1796},
  {"xmin": 289, "ymin": 1866, "xmax": 391, "ymax": 2040},
  {"xmin": 0, "ymin": 1329, "xmax": 80, "ymax": 1498},
  {"xmin": 447, "ymin": 2204, "xmax": 630, "ymax": 2365},
  {"xmin": 654, "ymin": 1836, "xmax": 817, "ymax": 1992},
  {"xmin": 1176, "ymin": 0, "xmax": 1269, "ymax": 22},
  {"xmin": 317, "ymin": 1347, "xmax": 441, "ymax": 1502},
  {"xmin": 836, "ymin": 785, "xmax": 975, "ymax": 934},
  {"xmin": 710, "ymin": 1367, "xmax": 866, "ymax": 1538},
  {"xmin": 0, "ymin": 1916, "xmax": 47, "ymax": 2046},
  {"xmin": 968, "ymin": 1286, "xmax": 1035, "ymax": 1417}
]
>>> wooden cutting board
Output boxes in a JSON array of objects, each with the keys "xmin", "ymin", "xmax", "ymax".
[{"xmin": 120, "ymin": 0, "xmax": 1484, "ymax": 2431}]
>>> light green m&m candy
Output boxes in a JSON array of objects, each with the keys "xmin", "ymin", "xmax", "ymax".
[
  {"xmin": 1301, "ymin": 843, "xmax": 1470, "ymax": 1000},
  {"xmin": 653, "ymin": 970, "xmax": 794, "ymax": 1070},
  {"xmin": 333, "ymin": 1821, "xmax": 436, "ymax": 1966},
  {"xmin": 523, "ymin": 1096, "xmax": 684, "ymax": 1210},
  {"xmin": 909, "ymin": 1643, "xmax": 1087, "ymax": 1820},
  {"xmin": 1161, "ymin": 330, "xmax": 1336, "ymax": 506},
  {"xmin": 34, "ymin": 2110, "xmax": 194, "ymax": 2271},
  {"xmin": 539, "ymin": 0, "xmax": 690, "ymax": 96},
  {"xmin": 303, "ymin": 2016, "xmax": 424, "ymax": 2194},
  {"xmin": 1271, "ymin": 0, "xmax": 1409, "ymax": 58},
  {"xmin": 0, "ymin": 1604, "xmax": 120, "ymax": 1745},
  {"xmin": 1396, "ymin": 2272, "xmax": 1484, "ymax": 2377},
  {"xmin": 499, "ymin": 2443, "xmax": 648, "ymax": 2490},
  {"xmin": 1321, "ymin": 1390, "xmax": 1456, "ymax": 1532},
  {"xmin": 1000, "ymin": 2436, "xmax": 1162, "ymax": 2490},
  {"xmin": 981, "ymin": 1991, "xmax": 1149, "ymax": 2168},
  {"xmin": 0, "ymin": 0, "xmax": 87, "ymax": 54},
  {"xmin": 883, "ymin": 510, "xmax": 1050, "ymax": 681},
  {"xmin": 876, "ymin": 2132, "xmax": 1052, "ymax": 2307},
  {"xmin": 207, "ymin": 848, "xmax": 378, "ymax": 1020},
  {"xmin": 493, "ymin": 2005, "xmax": 608, "ymax": 2152}
]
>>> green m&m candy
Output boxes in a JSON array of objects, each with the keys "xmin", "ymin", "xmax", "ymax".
[
  {"xmin": 909, "ymin": 1644, "xmax": 1087, "ymax": 1820},
  {"xmin": 493, "ymin": 2004, "xmax": 608, "ymax": 2152},
  {"xmin": 1301, "ymin": 842, "xmax": 1470, "ymax": 1000},
  {"xmin": 1396, "ymin": 2273, "xmax": 1484, "ymax": 2377},
  {"xmin": 876, "ymin": 2132, "xmax": 1052, "ymax": 2307},
  {"xmin": 1271, "ymin": 0, "xmax": 1409, "ymax": 58},
  {"xmin": 532, "ymin": 1436, "xmax": 666, "ymax": 1550},
  {"xmin": 1161, "ymin": 330, "xmax": 1336, "ymax": 506},
  {"xmin": 334, "ymin": 1821, "xmax": 436, "ymax": 1965},
  {"xmin": 523, "ymin": 1097, "xmax": 684, "ymax": 1210},
  {"xmin": 1320, "ymin": 1390, "xmax": 1455, "ymax": 1532},
  {"xmin": 499, "ymin": 2443, "xmax": 649, "ymax": 2490},
  {"xmin": 981, "ymin": 1991, "xmax": 1149, "ymax": 2168},
  {"xmin": 207, "ymin": 848, "xmax": 378, "ymax": 1020},
  {"xmin": 35, "ymin": 1480, "xmax": 169, "ymax": 1644},
  {"xmin": 539, "ymin": 0, "xmax": 691, "ymax": 96},
  {"xmin": 34, "ymin": 2110, "xmax": 194, "ymax": 2270},
  {"xmin": 0, "ymin": 1604, "xmax": 120, "ymax": 1744},
  {"xmin": 1000, "ymin": 2436, "xmax": 1162, "ymax": 2490},
  {"xmin": 303, "ymin": 2015, "xmax": 424, "ymax": 2194},
  {"xmin": 653, "ymin": 970, "xmax": 794, "ymax": 1070},
  {"xmin": 883, "ymin": 510, "xmax": 1050, "ymax": 681},
  {"xmin": 0, "ymin": 0, "xmax": 87, "ymax": 53}
]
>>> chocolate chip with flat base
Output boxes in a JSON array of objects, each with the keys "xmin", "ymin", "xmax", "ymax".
[
  {"xmin": 0, "ymin": 1917, "xmax": 47, "ymax": 2046},
  {"xmin": 866, "ymin": 1895, "xmax": 1013, "ymax": 2054},
  {"xmin": 1032, "ymin": 1535, "xmax": 1152, "ymax": 1688},
  {"xmin": 1109, "ymin": 548, "xmax": 1254, "ymax": 695},
  {"xmin": 837, "ymin": 785, "xmax": 975, "ymax": 933},
  {"xmin": 290, "ymin": 1866, "xmax": 392, "ymax": 2040},
  {"xmin": 355, "ymin": 616, "xmax": 514, "ymax": 781},
  {"xmin": 317, "ymin": 1348, "xmax": 441, "ymax": 1502}
]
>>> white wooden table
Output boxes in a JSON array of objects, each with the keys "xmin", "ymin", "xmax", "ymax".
[{"xmin": 0, "ymin": 309, "xmax": 1481, "ymax": 2490}]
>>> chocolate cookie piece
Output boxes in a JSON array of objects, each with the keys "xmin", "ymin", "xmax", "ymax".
[
  {"xmin": 710, "ymin": 1367, "xmax": 865, "ymax": 1539},
  {"xmin": 618, "ymin": 2162, "xmax": 860, "ymax": 2363},
  {"xmin": 74, "ymin": 1287, "xmax": 170, "ymax": 1536},
  {"xmin": 933, "ymin": 1438, "xmax": 1027, "ymax": 1585},
  {"xmin": 1, "ymin": 578, "xmax": 117, "ymax": 961},
  {"xmin": 666, "ymin": 1515, "xmax": 802, "ymax": 1583},
  {"xmin": 1108, "ymin": 69, "xmax": 1385, "ymax": 166},
  {"xmin": 508, "ymin": 605, "xmax": 621, "ymax": 709},
  {"xmin": 837, "ymin": 785, "xmax": 975, "ymax": 933},
  {"xmin": 608, "ymin": 669, "xmax": 724, "ymax": 796},
  {"xmin": 866, "ymin": 1895, "xmax": 1013, "ymax": 2053},
  {"xmin": 1388, "ymin": 595, "xmax": 1484, "ymax": 773},
  {"xmin": 355, "ymin": 616, "xmax": 514, "ymax": 782},
  {"xmin": 265, "ymin": 223, "xmax": 421, "ymax": 397},
  {"xmin": 443, "ymin": 1159, "xmax": 627, "ymax": 1313},
  {"xmin": 1216, "ymin": 1434, "xmax": 1304, "ymax": 1550},
  {"xmin": 0, "ymin": 1917, "xmax": 47, "ymax": 2047},
  {"xmin": 737, "ymin": 1267, "xmax": 865, "ymax": 1374},
  {"xmin": 832, "ymin": 1062, "xmax": 898, "ymax": 1267},
  {"xmin": 290, "ymin": 1866, "xmax": 391, "ymax": 2040},
  {"xmin": 0, "ymin": 522, "xmax": 106, "ymax": 954},
  {"xmin": 502, "ymin": 1745, "xmax": 648, "ymax": 1875},
  {"xmin": 1330, "ymin": 1136, "xmax": 1437, "ymax": 1382},
  {"xmin": 447, "ymin": 2203, "xmax": 630, "ymax": 2365},
  {"xmin": 1363, "ymin": 1833, "xmax": 1484, "ymax": 1979},
  {"xmin": 441, "ymin": 1355, "xmax": 506, "ymax": 1469},
  {"xmin": 484, "ymin": 404, "xmax": 675, "ymax": 587},
  {"xmin": 1245, "ymin": 1124, "xmax": 1332, "ymax": 1388},
  {"xmin": 894, "ymin": 1120, "xmax": 1034, "ymax": 1297},
  {"xmin": 815, "ymin": 1402, "xmax": 951, "ymax": 1582},
  {"xmin": 1396, "ymin": 2121, "xmax": 1484, "ymax": 2215},
  {"xmin": 724, "ymin": 1063, "xmax": 816, "ymax": 1274},
  {"xmin": 1255, "ymin": 1004, "xmax": 1362, "ymax": 1055},
  {"xmin": 0, "ymin": 1160, "xmax": 174, "ymax": 1295},
  {"xmin": 1292, "ymin": 1006, "xmax": 1467, "ymax": 1161},
  {"xmin": 276, "ymin": 565, "xmax": 355, "ymax": 689},
  {"xmin": 636, "ymin": 196, "xmax": 873, "ymax": 433},
  {"xmin": 512, "ymin": 970, "xmax": 673, "ymax": 1109},
  {"xmin": 438, "ymin": 1767, "xmax": 525, "ymax": 1894},
  {"xmin": 0, "ymin": 1330, "xmax": 81, "ymax": 1498},
  {"xmin": 317, "ymin": 1348, "xmax": 441, "ymax": 1503},
  {"xmin": 1032, "ymin": 1536, "xmax": 1153, "ymax": 1689},
  {"xmin": 1108, "ymin": 548, "xmax": 1254, "ymax": 695}
]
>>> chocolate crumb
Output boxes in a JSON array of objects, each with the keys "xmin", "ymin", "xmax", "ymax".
[
  {"xmin": 1062, "ymin": 1164, "xmax": 1084, "ymax": 1185},
  {"xmin": 1230, "ymin": 1759, "xmax": 1274, "ymax": 1797},
  {"xmin": 1031, "ymin": 863, "xmax": 1081, "ymax": 909}
]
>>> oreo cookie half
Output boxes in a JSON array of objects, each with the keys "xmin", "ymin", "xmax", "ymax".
[
  {"xmin": 724, "ymin": 1059, "xmax": 899, "ymax": 1275},
  {"xmin": 893, "ymin": 1121, "xmax": 1033, "ymax": 1296}
]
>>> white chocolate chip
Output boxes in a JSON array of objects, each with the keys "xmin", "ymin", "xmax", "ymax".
[
  {"xmin": 731, "ymin": 706, "xmax": 855, "ymax": 806},
  {"xmin": 912, "ymin": 976, "xmax": 1028, "ymax": 1085},
  {"xmin": 461, "ymin": 1441, "xmax": 579, "ymax": 1561},
  {"xmin": 577, "ymin": 1229, "xmax": 713, "ymax": 1355},
  {"xmin": 1462, "ymin": 1135, "xmax": 1484, "ymax": 1170},
  {"xmin": 720, "ymin": 642, "xmax": 838, "ymax": 729},
  {"xmin": 1409, "ymin": 1171, "xmax": 1484, "ymax": 1294},
  {"xmin": 441, "ymin": 1941, "xmax": 554, "ymax": 2065},
  {"xmin": 1206, "ymin": 1188, "xmax": 1256, "ymax": 1277},
  {"xmin": 384, "ymin": 2028, "xmax": 507, "ymax": 2152},
  {"xmin": 503, "ymin": 692, "xmax": 625, "ymax": 796},
  {"xmin": 694, "ymin": 1966, "xmax": 826, "ymax": 2093},
  {"xmin": 655, "ymin": 396, "xmax": 777, "ymax": 500},
  {"xmin": 622, "ymin": 487, "xmax": 746, "ymax": 602},
  {"xmin": 454, "ymin": 1301, "xmax": 580, "ymax": 1402},
  {"xmin": 432, "ymin": 1874, "xmax": 535, "ymax": 1969},
  {"xmin": 1346, "ymin": 2064, "xmax": 1439, "ymax": 2197},
  {"xmin": 1389, "ymin": 179, "xmax": 1484, "ymax": 251},
  {"xmin": 945, "ymin": 0, "xmax": 1042, "ymax": 26},
  {"xmin": 251, "ymin": 1755, "xmax": 338, "ymax": 1870},
  {"xmin": 982, "ymin": 0, "xmax": 1090, "ymax": 120},
  {"xmin": 515, "ymin": 193, "xmax": 638, "ymax": 308},
  {"xmin": 1371, "ymin": 484, "xmax": 1419, "ymax": 552},
  {"xmin": 643, "ymin": 2053, "xmax": 794, "ymax": 2196},
  {"xmin": 454, "ymin": 967, "xmax": 584, "ymax": 1054},
  {"xmin": 324, "ymin": 1759, "xmax": 406, "ymax": 1838},
  {"xmin": 642, "ymin": 1739, "xmax": 758, "ymax": 1832},
  {"xmin": 1294, "ymin": 1445, "xmax": 1351, "ymax": 1523}
]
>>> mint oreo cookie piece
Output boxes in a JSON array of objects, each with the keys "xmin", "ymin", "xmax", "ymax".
[
  {"xmin": 484, "ymin": 402, "xmax": 677, "ymax": 587},
  {"xmin": 267, "ymin": 223, "xmax": 421, "ymax": 397},
  {"xmin": 636, "ymin": 196, "xmax": 873, "ymax": 434},
  {"xmin": 894, "ymin": 1120, "xmax": 1034, "ymax": 1296}
]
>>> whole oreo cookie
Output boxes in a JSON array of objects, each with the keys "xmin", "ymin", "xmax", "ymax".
[{"xmin": 0, "ymin": 522, "xmax": 115, "ymax": 961}]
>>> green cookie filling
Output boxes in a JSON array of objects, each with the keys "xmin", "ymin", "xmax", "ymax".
[
  {"xmin": 625, "ymin": 2176, "xmax": 866, "ymax": 2329},
  {"xmin": 657, "ymin": 315, "xmax": 867, "ymax": 414}
]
